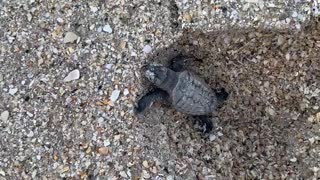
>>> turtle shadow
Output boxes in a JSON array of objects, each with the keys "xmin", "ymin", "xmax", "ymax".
[{"xmin": 134, "ymin": 19, "xmax": 320, "ymax": 178}]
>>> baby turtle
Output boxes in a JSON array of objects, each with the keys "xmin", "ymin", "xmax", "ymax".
[{"xmin": 134, "ymin": 55, "xmax": 229, "ymax": 133}]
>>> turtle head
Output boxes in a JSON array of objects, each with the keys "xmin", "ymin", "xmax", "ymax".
[{"xmin": 143, "ymin": 64, "xmax": 169, "ymax": 87}]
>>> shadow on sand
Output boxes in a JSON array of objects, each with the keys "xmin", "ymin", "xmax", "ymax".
[{"xmin": 133, "ymin": 18, "xmax": 320, "ymax": 179}]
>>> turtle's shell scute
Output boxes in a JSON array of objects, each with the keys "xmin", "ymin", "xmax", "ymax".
[{"xmin": 171, "ymin": 71, "xmax": 217, "ymax": 115}]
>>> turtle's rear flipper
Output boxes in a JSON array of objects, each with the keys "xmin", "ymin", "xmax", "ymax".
[
  {"xmin": 193, "ymin": 115, "xmax": 213, "ymax": 133},
  {"xmin": 134, "ymin": 88, "xmax": 170, "ymax": 114},
  {"xmin": 214, "ymin": 88, "xmax": 229, "ymax": 108}
]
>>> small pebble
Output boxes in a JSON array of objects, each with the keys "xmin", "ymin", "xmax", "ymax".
[
  {"xmin": 266, "ymin": 107, "xmax": 276, "ymax": 116},
  {"xmin": 27, "ymin": 13, "xmax": 32, "ymax": 21},
  {"xmin": 245, "ymin": 0, "xmax": 258, "ymax": 3},
  {"xmin": 105, "ymin": 64, "xmax": 113, "ymax": 70},
  {"xmin": 26, "ymin": 111, "xmax": 34, "ymax": 117},
  {"xmin": 290, "ymin": 157, "xmax": 297, "ymax": 162},
  {"xmin": 143, "ymin": 160, "xmax": 149, "ymax": 168},
  {"xmin": 286, "ymin": 53, "xmax": 291, "ymax": 60},
  {"xmin": 63, "ymin": 69, "xmax": 80, "ymax": 82},
  {"xmin": 143, "ymin": 45, "xmax": 152, "ymax": 53},
  {"xmin": 98, "ymin": 147, "xmax": 110, "ymax": 155},
  {"xmin": 123, "ymin": 89, "xmax": 129, "ymax": 96},
  {"xmin": 0, "ymin": 169, "xmax": 5, "ymax": 176},
  {"xmin": 9, "ymin": 88, "xmax": 18, "ymax": 95},
  {"xmin": 7, "ymin": 36, "xmax": 15, "ymax": 43},
  {"xmin": 110, "ymin": 90, "xmax": 120, "ymax": 102},
  {"xmin": 89, "ymin": 24, "xmax": 95, "ymax": 30},
  {"xmin": 209, "ymin": 134, "xmax": 216, "ymax": 141},
  {"xmin": 119, "ymin": 41, "xmax": 127, "ymax": 50},
  {"xmin": 90, "ymin": 6, "xmax": 98, "ymax": 13},
  {"xmin": 277, "ymin": 35, "xmax": 285, "ymax": 46},
  {"xmin": 127, "ymin": 162, "xmax": 134, "ymax": 167},
  {"xmin": 126, "ymin": 170, "xmax": 132, "ymax": 178},
  {"xmin": 119, "ymin": 171, "xmax": 128, "ymax": 178},
  {"xmin": 142, "ymin": 170, "xmax": 150, "ymax": 178},
  {"xmin": 292, "ymin": 11, "xmax": 298, "ymax": 18},
  {"xmin": 312, "ymin": 167, "xmax": 319, "ymax": 173},
  {"xmin": 307, "ymin": 115, "xmax": 315, "ymax": 123},
  {"xmin": 151, "ymin": 166, "xmax": 157, "ymax": 174},
  {"xmin": 57, "ymin": 17, "xmax": 64, "ymax": 23},
  {"xmin": 183, "ymin": 13, "xmax": 192, "ymax": 22},
  {"xmin": 316, "ymin": 112, "xmax": 320, "ymax": 122},
  {"xmin": 63, "ymin": 32, "xmax": 78, "ymax": 43},
  {"xmin": 166, "ymin": 175, "xmax": 174, "ymax": 180},
  {"xmin": 103, "ymin": 24, "xmax": 113, "ymax": 33},
  {"xmin": 309, "ymin": 137, "xmax": 315, "ymax": 144},
  {"xmin": 27, "ymin": 131, "xmax": 34, "ymax": 138},
  {"xmin": 0, "ymin": 111, "xmax": 9, "ymax": 121},
  {"xmin": 114, "ymin": 134, "xmax": 121, "ymax": 140},
  {"xmin": 131, "ymin": 52, "xmax": 137, "ymax": 56},
  {"xmin": 103, "ymin": 139, "xmax": 111, "ymax": 146}
]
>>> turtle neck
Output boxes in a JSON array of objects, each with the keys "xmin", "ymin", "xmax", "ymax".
[{"xmin": 159, "ymin": 69, "xmax": 179, "ymax": 93}]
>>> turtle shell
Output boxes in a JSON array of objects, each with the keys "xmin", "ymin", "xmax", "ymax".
[{"xmin": 170, "ymin": 71, "xmax": 218, "ymax": 115}]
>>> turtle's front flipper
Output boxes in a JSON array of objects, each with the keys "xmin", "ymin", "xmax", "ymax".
[
  {"xmin": 134, "ymin": 88, "xmax": 170, "ymax": 114},
  {"xmin": 193, "ymin": 115, "xmax": 213, "ymax": 133},
  {"xmin": 169, "ymin": 54, "xmax": 199, "ymax": 72}
]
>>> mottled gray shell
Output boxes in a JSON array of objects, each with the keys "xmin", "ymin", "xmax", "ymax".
[{"xmin": 170, "ymin": 71, "xmax": 217, "ymax": 115}]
